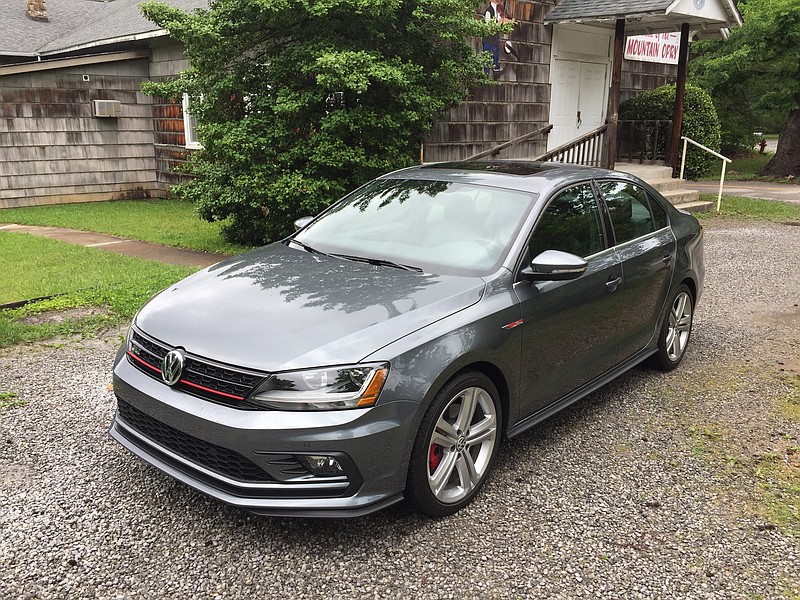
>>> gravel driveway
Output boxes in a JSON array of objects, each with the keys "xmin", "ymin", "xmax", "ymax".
[{"xmin": 1, "ymin": 218, "xmax": 798, "ymax": 599}]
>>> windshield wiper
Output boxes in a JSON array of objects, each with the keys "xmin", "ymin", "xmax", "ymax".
[
  {"xmin": 330, "ymin": 253, "xmax": 423, "ymax": 273},
  {"xmin": 287, "ymin": 238, "xmax": 327, "ymax": 256}
]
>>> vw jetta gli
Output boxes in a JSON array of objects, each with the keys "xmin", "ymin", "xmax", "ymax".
[{"xmin": 111, "ymin": 161, "xmax": 704, "ymax": 517}]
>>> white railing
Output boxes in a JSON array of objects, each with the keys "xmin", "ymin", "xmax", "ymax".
[{"xmin": 679, "ymin": 136, "xmax": 732, "ymax": 212}]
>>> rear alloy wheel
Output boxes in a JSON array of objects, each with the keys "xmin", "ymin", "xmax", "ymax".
[
  {"xmin": 406, "ymin": 372, "xmax": 501, "ymax": 517},
  {"xmin": 651, "ymin": 284, "xmax": 694, "ymax": 370}
]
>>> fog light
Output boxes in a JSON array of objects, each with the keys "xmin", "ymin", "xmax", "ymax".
[{"xmin": 298, "ymin": 455, "xmax": 345, "ymax": 477}]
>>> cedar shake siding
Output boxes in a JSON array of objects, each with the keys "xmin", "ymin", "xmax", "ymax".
[
  {"xmin": 149, "ymin": 39, "xmax": 193, "ymax": 191},
  {"xmin": 425, "ymin": 1, "xmax": 554, "ymax": 162},
  {"xmin": 621, "ymin": 60, "xmax": 675, "ymax": 104},
  {"xmin": 0, "ymin": 58, "xmax": 159, "ymax": 208},
  {"xmin": 425, "ymin": 0, "xmax": 678, "ymax": 162}
]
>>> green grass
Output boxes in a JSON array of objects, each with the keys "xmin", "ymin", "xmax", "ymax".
[
  {"xmin": 0, "ymin": 199, "xmax": 252, "ymax": 255},
  {"xmin": 0, "ymin": 391, "xmax": 25, "ymax": 410},
  {"xmin": 709, "ymin": 152, "xmax": 770, "ymax": 179},
  {"xmin": 783, "ymin": 374, "xmax": 800, "ymax": 422},
  {"xmin": 697, "ymin": 195, "xmax": 800, "ymax": 222},
  {"xmin": 678, "ymin": 369, "xmax": 800, "ymax": 536},
  {"xmin": 0, "ymin": 232, "xmax": 196, "ymax": 348},
  {"xmin": 708, "ymin": 150, "xmax": 797, "ymax": 183}
]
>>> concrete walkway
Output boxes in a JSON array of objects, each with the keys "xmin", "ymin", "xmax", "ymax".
[
  {"xmin": 0, "ymin": 223, "xmax": 229, "ymax": 268},
  {"xmin": 687, "ymin": 180, "xmax": 800, "ymax": 205}
]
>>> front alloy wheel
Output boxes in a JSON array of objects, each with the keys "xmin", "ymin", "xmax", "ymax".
[{"xmin": 407, "ymin": 372, "xmax": 501, "ymax": 517}]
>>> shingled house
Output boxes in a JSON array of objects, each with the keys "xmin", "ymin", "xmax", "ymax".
[
  {"xmin": 425, "ymin": 0, "xmax": 742, "ymax": 162},
  {"xmin": 0, "ymin": 0, "xmax": 741, "ymax": 209},
  {"xmin": 0, "ymin": 0, "xmax": 205, "ymax": 208}
]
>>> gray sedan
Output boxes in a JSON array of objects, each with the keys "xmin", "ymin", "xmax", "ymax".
[{"xmin": 110, "ymin": 161, "xmax": 704, "ymax": 517}]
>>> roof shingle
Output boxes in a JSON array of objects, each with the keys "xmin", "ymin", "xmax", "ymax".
[
  {"xmin": 545, "ymin": 0, "xmax": 674, "ymax": 22},
  {"xmin": 0, "ymin": 0, "xmax": 207, "ymax": 58}
]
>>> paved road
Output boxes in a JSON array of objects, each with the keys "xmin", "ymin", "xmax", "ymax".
[{"xmin": 688, "ymin": 180, "xmax": 800, "ymax": 204}]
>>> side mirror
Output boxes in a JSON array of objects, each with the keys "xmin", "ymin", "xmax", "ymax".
[
  {"xmin": 520, "ymin": 250, "xmax": 588, "ymax": 281},
  {"xmin": 293, "ymin": 216, "xmax": 314, "ymax": 231}
]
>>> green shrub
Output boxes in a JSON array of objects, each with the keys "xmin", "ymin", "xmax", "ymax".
[
  {"xmin": 718, "ymin": 117, "xmax": 760, "ymax": 156},
  {"xmin": 141, "ymin": 0, "xmax": 497, "ymax": 246},
  {"xmin": 620, "ymin": 84, "xmax": 721, "ymax": 180}
]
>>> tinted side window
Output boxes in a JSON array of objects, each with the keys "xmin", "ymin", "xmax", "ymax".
[
  {"xmin": 648, "ymin": 194, "xmax": 668, "ymax": 229},
  {"xmin": 528, "ymin": 184, "xmax": 604, "ymax": 259},
  {"xmin": 598, "ymin": 181, "xmax": 658, "ymax": 244}
]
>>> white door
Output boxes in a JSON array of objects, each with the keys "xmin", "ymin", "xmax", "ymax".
[{"xmin": 548, "ymin": 60, "xmax": 609, "ymax": 151}]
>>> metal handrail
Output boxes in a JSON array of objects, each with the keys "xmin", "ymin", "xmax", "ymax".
[
  {"xmin": 534, "ymin": 124, "xmax": 608, "ymax": 166},
  {"xmin": 680, "ymin": 136, "xmax": 732, "ymax": 212}
]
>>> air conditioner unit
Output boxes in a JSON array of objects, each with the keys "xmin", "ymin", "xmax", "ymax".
[{"xmin": 93, "ymin": 99, "xmax": 121, "ymax": 118}]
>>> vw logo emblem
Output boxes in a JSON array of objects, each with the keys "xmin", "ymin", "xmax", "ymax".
[{"xmin": 161, "ymin": 349, "xmax": 185, "ymax": 386}]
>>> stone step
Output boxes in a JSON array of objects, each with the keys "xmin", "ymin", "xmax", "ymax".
[
  {"xmin": 647, "ymin": 177, "xmax": 688, "ymax": 193},
  {"xmin": 674, "ymin": 200, "xmax": 714, "ymax": 214},
  {"xmin": 614, "ymin": 162, "xmax": 674, "ymax": 182},
  {"xmin": 613, "ymin": 161, "xmax": 707, "ymax": 211},
  {"xmin": 662, "ymin": 188, "xmax": 701, "ymax": 206}
]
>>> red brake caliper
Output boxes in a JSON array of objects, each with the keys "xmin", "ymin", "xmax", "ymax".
[{"xmin": 429, "ymin": 444, "xmax": 443, "ymax": 473}]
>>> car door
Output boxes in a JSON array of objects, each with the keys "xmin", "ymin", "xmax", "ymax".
[
  {"xmin": 513, "ymin": 183, "xmax": 626, "ymax": 418},
  {"xmin": 595, "ymin": 179, "xmax": 676, "ymax": 359}
]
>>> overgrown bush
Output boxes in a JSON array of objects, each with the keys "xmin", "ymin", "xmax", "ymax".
[
  {"xmin": 716, "ymin": 119, "xmax": 756, "ymax": 155},
  {"xmin": 141, "ymin": 0, "xmax": 500, "ymax": 246},
  {"xmin": 620, "ymin": 84, "xmax": 721, "ymax": 180}
]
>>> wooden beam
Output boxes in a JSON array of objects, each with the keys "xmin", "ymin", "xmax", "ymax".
[
  {"xmin": 668, "ymin": 23, "xmax": 691, "ymax": 172},
  {"xmin": 604, "ymin": 19, "xmax": 625, "ymax": 169}
]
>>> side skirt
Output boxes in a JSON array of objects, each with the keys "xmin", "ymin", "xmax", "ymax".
[{"xmin": 505, "ymin": 346, "xmax": 657, "ymax": 440}]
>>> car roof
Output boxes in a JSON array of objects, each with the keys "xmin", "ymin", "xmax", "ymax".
[{"xmin": 381, "ymin": 160, "xmax": 637, "ymax": 195}]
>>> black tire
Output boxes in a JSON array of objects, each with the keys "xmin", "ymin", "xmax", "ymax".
[
  {"xmin": 406, "ymin": 371, "xmax": 502, "ymax": 517},
  {"xmin": 650, "ymin": 284, "xmax": 694, "ymax": 371}
]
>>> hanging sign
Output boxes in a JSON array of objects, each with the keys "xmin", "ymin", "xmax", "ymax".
[{"xmin": 624, "ymin": 32, "xmax": 681, "ymax": 65}]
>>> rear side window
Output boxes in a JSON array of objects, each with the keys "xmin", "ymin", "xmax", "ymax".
[
  {"xmin": 648, "ymin": 194, "xmax": 668, "ymax": 230},
  {"xmin": 528, "ymin": 184, "xmax": 604, "ymax": 259},
  {"xmin": 598, "ymin": 181, "xmax": 665, "ymax": 244}
]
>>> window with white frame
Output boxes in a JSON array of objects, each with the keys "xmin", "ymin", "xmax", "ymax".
[{"xmin": 182, "ymin": 93, "xmax": 202, "ymax": 149}]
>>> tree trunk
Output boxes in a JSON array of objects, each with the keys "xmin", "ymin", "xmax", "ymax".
[{"xmin": 760, "ymin": 107, "xmax": 800, "ymax": 177}]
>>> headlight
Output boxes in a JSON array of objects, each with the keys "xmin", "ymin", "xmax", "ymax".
[{"xmin": 247, "ymin": 363, "xmax": 389, "ymax": 411}]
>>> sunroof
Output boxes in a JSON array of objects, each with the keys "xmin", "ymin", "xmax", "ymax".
[{"xmin": 421, "ymin": 161, "xmax": 556, "ymax": 176}]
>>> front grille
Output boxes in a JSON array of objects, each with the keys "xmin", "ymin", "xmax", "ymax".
[
  {"xmin": 116, "ymin": 398, "xmax": 274, "ymax": 483},
  {"xmin": 127, "ymin": 328, "xmax": 266, "ymax": 407}
]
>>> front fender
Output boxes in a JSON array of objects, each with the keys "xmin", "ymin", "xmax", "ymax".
[{"xmin": 363, "ymin": 278, "xmax": 522, "ymax": 463}]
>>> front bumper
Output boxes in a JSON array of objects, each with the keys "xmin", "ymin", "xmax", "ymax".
[{"xmin": 110, "ymin": 350, "xmax": 420, "ymax": 517}]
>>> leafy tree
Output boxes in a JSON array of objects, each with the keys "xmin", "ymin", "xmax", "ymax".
[
  {"xmin": 141, "ymin": 0, "xmax": 501, "ymax": 245},
  {"xmin": 690, "ymin": 0, "xmax": 800, "ymax": 176}
]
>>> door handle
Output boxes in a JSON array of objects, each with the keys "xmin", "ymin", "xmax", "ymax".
[
  {"xmin": 662, "ymin": 253, "xmax": 672, "ymax": 266},
  {"xmin": 606, "ymin": 276, "xmax": 622, "ymax": 292}
]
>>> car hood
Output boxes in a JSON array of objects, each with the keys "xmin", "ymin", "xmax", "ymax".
[{"xmin": 135, "ymin": 243, "xmax": 486, "ymax": 371}]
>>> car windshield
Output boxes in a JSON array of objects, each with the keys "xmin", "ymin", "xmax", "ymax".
[{"xmin": 293, "ymin": 178, "xmax": 536, "ymax": 276}]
